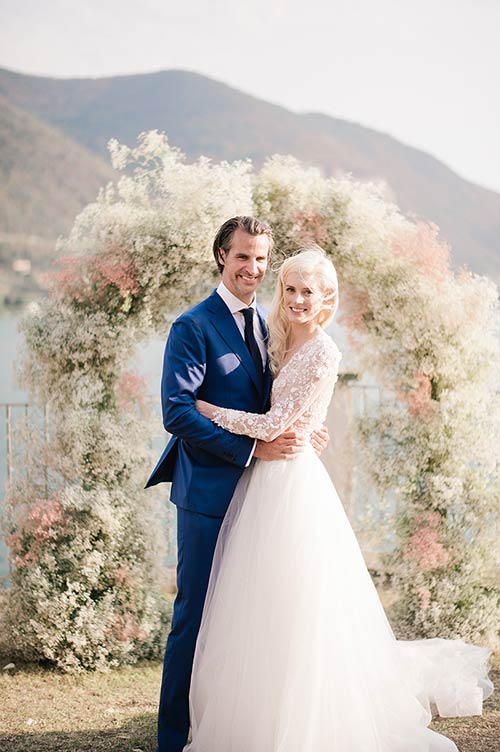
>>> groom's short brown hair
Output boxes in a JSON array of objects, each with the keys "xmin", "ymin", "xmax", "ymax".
[{"xmin": 213, "ymin": 216, "xmax": 274, "ymax": 273}]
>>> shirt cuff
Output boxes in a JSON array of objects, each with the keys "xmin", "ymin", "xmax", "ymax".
[{"xmin": 244, "ymin": 439, "xmax": 257, "ymax": 467}]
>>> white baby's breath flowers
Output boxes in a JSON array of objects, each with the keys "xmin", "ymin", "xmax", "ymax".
[{"xmin": 4, "ymin": 133, "xmax": 500, "ymax": 672}]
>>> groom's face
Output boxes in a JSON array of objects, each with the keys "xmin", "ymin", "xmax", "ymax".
[{"xmin": 219, "ymin": 228, "xmax": 270, "ymax": 304}]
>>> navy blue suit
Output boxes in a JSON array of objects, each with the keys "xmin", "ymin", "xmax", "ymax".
[{"xmin": 146, "ymin": 290, "xmax": 272, "ymax": 752}]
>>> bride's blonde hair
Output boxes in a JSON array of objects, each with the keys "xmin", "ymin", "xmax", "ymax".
[{"xmin": 267, "ymin": 247, "xmax": 339, "ymax": 376}]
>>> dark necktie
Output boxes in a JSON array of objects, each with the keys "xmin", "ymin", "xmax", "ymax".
[{"xmin": 240, "ymin": 307, "xmax": 263, "ymax": 386}]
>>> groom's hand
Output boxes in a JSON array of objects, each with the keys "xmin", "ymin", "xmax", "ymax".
[{"xmin": 254, "ymin": 430, "xmax": 306, "ymax": 461}]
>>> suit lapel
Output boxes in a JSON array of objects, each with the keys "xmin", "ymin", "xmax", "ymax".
[{"xmin": 207, "ymin": 291, "xmax": 263, "ymax": 394}]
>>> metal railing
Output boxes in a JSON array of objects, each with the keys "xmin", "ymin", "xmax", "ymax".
[
  {"xmin": 1, "ymin": 402, "xmax": 50, "ymax": 494},
  {"xmin": 0, "ymin": 403, "xmax": 51, "ymax": 584}
]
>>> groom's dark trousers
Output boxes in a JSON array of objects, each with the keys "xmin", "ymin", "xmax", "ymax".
[{"xmin": 146, "ymin": 290, "xmax": 271, "ymax": 752}]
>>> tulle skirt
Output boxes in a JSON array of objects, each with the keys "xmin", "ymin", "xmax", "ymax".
[{"xmin": 185, "ymin": 446, "xmax": 493, "ymax": 751}]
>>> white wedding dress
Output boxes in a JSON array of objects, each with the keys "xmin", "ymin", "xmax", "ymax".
[{"xmin": 184, "ymin": 331, "xmax": 493, "ymax": 752}]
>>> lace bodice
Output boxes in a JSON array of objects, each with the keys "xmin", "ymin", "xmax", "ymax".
[{"xmin": 212, "ymin": 331, "xmax": 342, "ymax": 442}]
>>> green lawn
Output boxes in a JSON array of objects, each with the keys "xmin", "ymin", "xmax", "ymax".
[{"xmin": 0, "ymin": 657, "xmax": 498, "ymax": 752}]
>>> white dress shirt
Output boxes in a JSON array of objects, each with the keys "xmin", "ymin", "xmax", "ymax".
[
  {"xmin": 216, "ymin": 281, "xmax": 267, "ymax": 368},
  {"xmin": 216, "ymin": 281, "xmax": 267, "ymax": 464}
]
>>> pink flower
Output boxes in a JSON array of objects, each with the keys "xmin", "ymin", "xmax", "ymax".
[
  {"xmin": 46, "ymin": 256, "xmax": 87, "ymax": 301},
  {"xmin": 48, "ymin": 246, "xmax": 139, "ymax": 305},
  {"xmin": 90, "ymin": 248, "xmax": 139, "ymax": 297},
  {"xmin": 15, "ymin": 551, "xmax": 37, "ymax": 568},
  {"xmin": 406, "ymin": 513, "xmax": 450, "ymax": 572},
  {"xmin": 10, "ymin": 493, "xmax": 65, "ymax": 568},
  {"xmin": 114, "ymin": 566, "xmax": 132, "ymax": 587},
  {"xmin": 109, "ymin": 614, "xmax": 146, "ymax": 642},
  {"xmin": 397, "ymin": 371, "xmax": 433, "ymax": 416},
  {"xmin": 292, "ymin": 211, "xmax": 329, "ymax": 246},
  {"xmin": 392, "ymin": 223, "xmax": 451, "ymax": 283},
  {"xmin": 338, "ymin": 285, "xmax": 371, "ymax": 336},
  {"xmin": 27, "ymin": 495, "xmax": 64, "ymax": 542},
  {"xmin": 116, "ymin": 372, "xmax": 148, "ymax": 411}
]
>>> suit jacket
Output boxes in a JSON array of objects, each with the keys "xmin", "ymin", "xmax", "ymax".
[{"xmin": 145, "ymin": 290, "xmax": 272, "ymax": 518}]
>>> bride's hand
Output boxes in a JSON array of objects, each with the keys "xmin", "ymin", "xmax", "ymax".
[
  {"xmin": 310, "ymin": 424, "xmax": 329, "ymax": 456},
  {"xmin": 196, "ymin": 399, "xmax": 216, "ymax": 419}
]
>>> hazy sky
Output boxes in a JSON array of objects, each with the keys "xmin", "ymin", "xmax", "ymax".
[{"xmin": 1, "ymin": 0, "xmax": 499, "ymax": 193}]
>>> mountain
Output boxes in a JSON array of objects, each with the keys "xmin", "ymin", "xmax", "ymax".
[
  {"xmin": 0, "ymin": 93, "xmax": 115, "ymax": 238},
  {"xmin": 0, "ymin": 67, "xmax": 499, "ymax": 279}
]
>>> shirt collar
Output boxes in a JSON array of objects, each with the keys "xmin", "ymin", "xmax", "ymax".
[{"xmin": 216, "ymin": 280, "xmax": 257, "ymax": 314}]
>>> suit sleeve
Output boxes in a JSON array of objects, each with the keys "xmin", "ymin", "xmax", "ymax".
[{"xmin": 161, "ymin": 317, "xmax": 255, "ymax": 468}]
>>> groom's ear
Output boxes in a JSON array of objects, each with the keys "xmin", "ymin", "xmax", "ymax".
[{"xmin": 218, "ymin": 248, "xmax": 226, "ymax": 268}]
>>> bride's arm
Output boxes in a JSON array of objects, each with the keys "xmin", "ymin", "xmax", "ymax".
[{"xmin": 196, "ymin": 344, "xmax": 340, "ymax": 443}]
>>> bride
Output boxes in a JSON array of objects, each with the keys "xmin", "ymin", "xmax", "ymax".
[{"xmin": 184, "ymin": 248, "xmax": 492, "ymax": 751}]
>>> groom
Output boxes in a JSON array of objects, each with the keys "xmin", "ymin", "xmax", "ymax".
[{"xmin": 146, "ymin": 216, "xmax": 326, "ymax": 752}]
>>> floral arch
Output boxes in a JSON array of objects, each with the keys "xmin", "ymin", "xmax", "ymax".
[{"xmin": 5, "ymin": 132, "xmax": 500, "ymax": 671}]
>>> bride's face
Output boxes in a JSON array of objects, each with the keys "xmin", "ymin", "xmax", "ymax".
[{"xmin": 283, "ymin": 271, "xmax": 324, "ymax": 326}]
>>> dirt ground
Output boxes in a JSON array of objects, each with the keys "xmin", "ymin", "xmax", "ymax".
[{"xmin": 0, "ymin": 657, "xmax": 498, "ymax": 752}]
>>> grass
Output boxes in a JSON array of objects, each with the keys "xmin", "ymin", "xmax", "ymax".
[
  {"xmin": 0, "ymin": 659, "xmax": 160, "ymax": 752},
  {"xmin": 0, "ymin": 656, "xmax": 498, "ymax": 752}
]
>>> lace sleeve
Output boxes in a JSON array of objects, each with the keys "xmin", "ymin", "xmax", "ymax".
[{"xmin": 212, "ymin": 338, "xmax": 340, "ymax": 442}]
